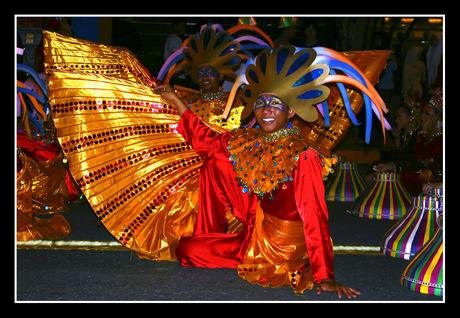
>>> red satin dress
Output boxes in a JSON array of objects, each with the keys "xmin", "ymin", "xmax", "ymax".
[
  {"xmin": 175, "ymin": 110, "xmax": 259, "ymax": 268},
  {"xmin": 175, "ymin": 110, "xmax": 335, "ymax": 290}
]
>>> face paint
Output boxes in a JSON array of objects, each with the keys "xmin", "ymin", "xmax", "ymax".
[
  {"xmin": 254, "ymin": 94, "xmax": 288, "ymax": 112},
  {"xmin": 196, "ymin": 65, "xmax": 222, "ymax": 94},
  {"xmin": 254, "ymin": 93, "xmax": 294, "ymax": 133},
  {"xmin": 197, "ymin": 65, "xmax": 219, "ymax": 80}
]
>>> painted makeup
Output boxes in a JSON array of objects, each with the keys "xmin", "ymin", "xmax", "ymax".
[
  {"xmin": 197, "ymin": 65, "xmax": 219, "ymax": 80},
  {"xmin": 254, "ymin": 94, "xmax": 288, "ymax": 112}
]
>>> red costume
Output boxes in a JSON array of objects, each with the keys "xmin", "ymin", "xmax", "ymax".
[
  {"xmin": 175, "ymin": 110, "xmax": 258, "ymax": 268},
  {"xmin": 175, "ymin": 110, "xmax": 335, "ymax": 290}
]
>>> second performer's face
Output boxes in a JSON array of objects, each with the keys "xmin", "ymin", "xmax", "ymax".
[
  {"xmin": 197, "ymin": 65, "xmax": 222, "ymax": 93},
  {"xmin": 254, "ymin": 93, "xmax": 295, "ymax": 133}
]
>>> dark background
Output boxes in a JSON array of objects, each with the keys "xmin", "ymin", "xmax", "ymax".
[{"xmin": 17, "ymin": 15, "xmax": 443, "ymax": 91}]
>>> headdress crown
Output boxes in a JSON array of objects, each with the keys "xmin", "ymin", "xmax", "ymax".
[
  {"xmin": 183, "ymin": 26, "xmax": 242, "ymax": 82},
  {"xmin": 241, "ymin": 46, "xmax": 330, "ymax": 121},
  {"xmin": 157, "ymin": 23, "xmax": 274, "ymax": 84}
]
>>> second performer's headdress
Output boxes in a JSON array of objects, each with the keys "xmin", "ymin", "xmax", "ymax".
[{"xmin": 157, "ymin": 24, "xmax": 274, "ymax": 84}]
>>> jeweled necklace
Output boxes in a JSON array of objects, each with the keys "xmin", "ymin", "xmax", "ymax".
[
  {"xmin": 262, "ymin": 127, "xmax": 301, "ymax": 143},
  {"xmin": 228, "ymin": 126, "xmax": 309, "ymax": 198},
  {"xmin": 199, "ymin": 89, "xmax": 224, "ymax": 101}
]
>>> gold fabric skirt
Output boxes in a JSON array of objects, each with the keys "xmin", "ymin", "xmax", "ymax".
[
  {"xmin": 237, "ymin": 204, "xmax": 314, "ymax": 293},
  {"xmin": 17, "ymin": 151, "xmax": 71, "ymax": 241}
]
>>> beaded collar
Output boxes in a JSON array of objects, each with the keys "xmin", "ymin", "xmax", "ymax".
[
  {"xmin": 262, "ymin": 126, "xmax": 301, "ymax": 142},
  {"xmin": 178, "ymin": 88, "xmax": 243, "ymax": 132},
  {"xmin": 199, "ymin": 88, "xmax": 224, "ymax": 101},
  {"xmin": 227, "ymin": 126, "xmax": 310, "ymax": 198}
]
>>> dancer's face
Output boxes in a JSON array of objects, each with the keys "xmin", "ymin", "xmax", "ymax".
[
  {"xmin": 254, "ymin": 93, "xmax": 295, "ymax": 133},
  {"xmin": 197, "ymin": 65, "xmax": 222, "ymax": 93}
]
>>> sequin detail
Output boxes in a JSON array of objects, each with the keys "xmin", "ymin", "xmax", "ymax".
[
  {"xmin": 228, "ymin": 127, "xmax": 309, "ymax": 197},
  {"xmin": 175, "ymin": 88, "xmax": 243, "ymax": 132},
  {"xmin": 51, "ymin": 99, "xmax": 174, "ymax": 115}
]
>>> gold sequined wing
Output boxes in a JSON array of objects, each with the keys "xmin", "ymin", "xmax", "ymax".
[
  {"xmin": 42, "ymin": 30, "xmax": 156, "ymax": 88},
  {"xmin": 47, "ymin": 70, "xmax": 201, "ymax": 261}
]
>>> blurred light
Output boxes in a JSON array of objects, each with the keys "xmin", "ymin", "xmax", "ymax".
[
  {"xmin": 401, "ymin": 18, "xmax": 414, "ymax": 23},
  {"xmin": 428, "ymin": 18, "xmax": 442, "ymax": 24}
]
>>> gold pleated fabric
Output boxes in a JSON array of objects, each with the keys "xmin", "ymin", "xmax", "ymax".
[
  {"xmin": 26, "ymin": 150, "xmax": 70, "ymax": 214},
  {"xmin": 43, "ymin": 30, "xmax": 248, "ymax": 261},
  {"xmin": 43, "ymin": 30, "xmax": 155, "ymax": 88},
  {"xmin": 17, "ymin": 151, "xmax": 71, "ymax": 241},
  {"xmin": 237, "ymin": 204, "xmax": 314, "ymax": 293},
  {"xmin": 47, "ymin": 69, "xmax": 201, "ymax": 261}
]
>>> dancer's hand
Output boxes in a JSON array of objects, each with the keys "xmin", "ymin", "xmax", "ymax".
[
  {"xmin": 154, "ymin": 84, "xmax": 188, "ymax": 116},
  {"xmin": 316, "ymin": 278, "xmax": 361, "ymax": 299}
]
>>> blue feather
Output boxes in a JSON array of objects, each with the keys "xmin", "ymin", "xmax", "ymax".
[
  {"xmin": 219, "ymin": 43, "xmax": 239, "ymax": 57},
  {"xmin": 276, "ymin": 47, "xmax": 290, "ymax": 74},
  {"xmin": 328, "ymin": 69, "xmax": 360, "ymax": 126},
  {"xmin": 247, "ymin": 69, "xmax": 258, "ymax": 84},
  {"xmin": 17, "ymin": 87, "xmax": 46, "ymax": 104},
  {"xmin": 297, "ymin": 90, "xmax": 323, "ymax": 99},
  {"xmin": 321, "ymin": 100, "xmax": 330, "ymax": 127},
  {"xmin": 17, "ymin": 64, "xmax": 48, "ymax": 98},
  {"xmin": 326, "ymin": 60, "xmax": 373, "ymax": 143}
]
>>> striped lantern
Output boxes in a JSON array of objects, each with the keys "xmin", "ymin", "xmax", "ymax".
[
  {"xmin": 325, "ymin": 161, "xmax": 367, "ymax": 202},
  {"xmin": 429, "ymin": 187, "xmax": 443, "ymax": 199},
  {"xmin": 381, "ymin": 194, "xmax": 443, "ymax": 259},
  {"xmin": 349, "ymin": 172, "xmax": 412, "ymax": 220},
  {"xmin": 401, "ymin": 214, "xmax": 443, "ymax": 296}
]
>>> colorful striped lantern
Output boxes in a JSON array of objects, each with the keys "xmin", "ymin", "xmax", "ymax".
[
  {"xmin": 381, "ymin": 194, "xmax": 443, "ymax": 259},
  {"xmin": 348, "ymin": 172, "xmax": 412, "ymax": 220},
  {"xmin": 401, "ymin": 214, "xmax": 443, "ymax": 296},
  {"xmin": 429, "ymin": 187, "xmax": 443, "ymax": 199},
  {"xmin": 325, "ymin": 161, "xmax": 367, "ymax": 202}
]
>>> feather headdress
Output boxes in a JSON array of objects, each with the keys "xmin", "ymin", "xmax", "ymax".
[
  {"xmin": 17, "ymin": 64, "xmax": 50, "ymax": 140},
  {"xmin": 224, "ymin": 45, "xmax": 391, "ymax": 143},
  {"xmin": 182, "ymin": 26, "xmax": 242, "ymax": 82},
  {"xmin": 157, "ymin": 24, "xmax": 274, "ymax": 84}
]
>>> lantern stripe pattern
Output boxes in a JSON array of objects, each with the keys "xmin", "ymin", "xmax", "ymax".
[
  {"xmin": 401, "ymin": 219, "xmax": 443, "ymax": 296},
  {"xmin": 382, "ymin": 195, "xmax": 442, "ymax": 259},
  {"xmin": 325, "ymin": 161, "xmax": 367, "ymax": 202},
  {"xmin": 349, "ymin": 172, "xmax": 412, "ymax": 220}
]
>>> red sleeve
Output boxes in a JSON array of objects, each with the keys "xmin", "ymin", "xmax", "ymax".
[
  {"xmin": 177, "ymin": 109, "xmax": 232, "ymax": 160},
  {"xmin": 294, "ymin": 148, "xmax": 335, "ymax": 283}
]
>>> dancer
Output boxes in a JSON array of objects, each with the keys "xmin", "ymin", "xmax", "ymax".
[
  {"xmin": 44, "ymin": 28, "xmax": 389, "ymax": 296},
  {"xmin": 158, "ymin": 24, "xmax": 274, "ymax": 132},
  {"xmin": 17, "ymin": 64, "xmax": 71, "ymax": 240},
  {"xmin": 157, "ymin": 45, "xmax": 389, "ymax": 296}
]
